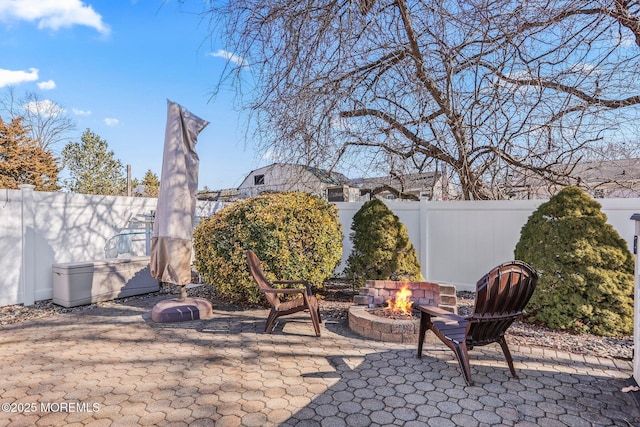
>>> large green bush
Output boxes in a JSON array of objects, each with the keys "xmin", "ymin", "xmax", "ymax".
[
  {"xmin": 514, "ymin": 186, "xmax": 634, "ymax": 336},
  {"xmin": 193, "ymin": 191, "xmax": 343, "ymax": 305},
  {"xmin": 344, "ymin": 198, "xmax": 424, "ymax": 286}
]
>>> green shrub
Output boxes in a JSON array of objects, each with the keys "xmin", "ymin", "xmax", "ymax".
[
  {"xmin": 514, "ymin": 186, "xmax": 634, "ymax": 336},
  {"xmin": 193, "ymin": 191, "xmax": 343, "ymax": 305},
  {"xmin": 344, "ymin": 198, "xmax": 424, "ymax": 286}
]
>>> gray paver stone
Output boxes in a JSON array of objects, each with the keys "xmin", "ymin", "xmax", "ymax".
[
  {"xmin": 427, "ymin": 416, "xmax": 456, "ymax": 427},
  {"xmin": 437, "ymin": 400, "xmax": 463, "ymax": 415},
  {"xmin": 354, "ymin": 388, "xmax": 376, "ymax": 399},
  {"xmin": 516, "ymin": 390, "xmax": 546, "ymax": 402},
  {"xmin": 368, "ymin": 410, "xmax": 395, "ymax": 425},
  {"xmin": 337, "ymin": 401, "xmax": 362, "ymax": 415},
  {"xmin": 382, "ymin": 396, "xmax": 406, "ymax": 408},
  {"xmin": 494, "ymin": 405, "xmax": 521, "ymax": 423},
  {"xmin": 392, "ymin": 407, "xmax": 418, "ymax": 422},
  {"xmin": 415, "ymin": 404, "xmax": 441, "ymax": 418},
  {"xmin": 404, "ymin": 393, "xmax": 428, "ymax": 405},
  {"xmin": 451, "ymin": 413, "xmax": 480, "ymax": 427},
  {"xmin": 241, "ymin": 412, "xmax": 268, "ymax": 427},
  {"xmin": 315, "ymin": 404, "xmax": 339, "ymax": 417},
  {"xmin": 516, "ymin": 403, "xmax": 545, "ymax": 418},
  {"xmin": 478, "ymin": 395, "xmax": 505, "ymax": 408},
  {"xmin": 536, "ymin": 401, "xmax": 567, "ymax": 416},
  {"xmin": 361, "ymin": 398, "xmax": 385, "ymax": 411},
  {"xmin": 558, "ymin": 413, "xmax": 593, "ymax": 427},
  {"xmin": 320, "ymin": 416, "xmax": 347, "ymax": 427},
  {"xmin": 473, "ymin": 409, "xmax": 504, "ymax": 425}
]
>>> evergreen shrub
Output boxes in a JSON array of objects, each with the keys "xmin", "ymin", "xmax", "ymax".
[
  {"xmin": 344, "ymin": 198, "xmax": 424, "ymax": 287},
  {"xmin": 193, "ymin": 191, "xmax": 343, "ymax": 305},
  {"xmin": 514, "ymin": 186, "xmax": 634, "ymax": 336}
]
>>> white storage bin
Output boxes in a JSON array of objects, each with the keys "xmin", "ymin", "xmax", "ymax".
[{"xmin": 52, "ymin": 256, "xmax": 158, "ymax": 307}]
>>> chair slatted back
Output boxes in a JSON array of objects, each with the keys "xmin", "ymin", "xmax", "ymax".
[
  {"xmin": 467, "ymin": 261, "xmax": 537, "ymax": 346},
  {"xmin": 247, "ymin": 250, "xmax": 280, "ymax": 307}
]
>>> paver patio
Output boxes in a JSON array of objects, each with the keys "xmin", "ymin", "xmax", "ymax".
[{"xmin": 0, "ymin": 294, "xmax": 638, "ymax": 426}]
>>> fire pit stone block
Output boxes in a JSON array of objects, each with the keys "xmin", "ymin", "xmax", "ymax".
[
  {"xmin": 355, "ymin": 280, "xmax": 456, "ymax": 311},
  {"xmin": 348, "ymin": 280, "xmax": 458, "ymax": 343}
]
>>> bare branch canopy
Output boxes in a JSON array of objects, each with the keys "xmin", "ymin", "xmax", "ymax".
[{"xmin": 202, "ymin": 0, "xmax": 640, "ymax": 199}]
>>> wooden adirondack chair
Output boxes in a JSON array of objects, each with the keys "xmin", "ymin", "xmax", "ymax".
[
  {"xmin": 416, "ymin": 261, "xmax": 538, "ymax": 385},
  {"xmin": 246, "ymin": 250, "xmax": 322, "ymax": 336}
]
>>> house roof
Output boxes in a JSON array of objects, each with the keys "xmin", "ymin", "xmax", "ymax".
[
  {"xmin": 569, "ymin": 158, "xmax": 640, "ymax": 184},
  {"xmin": 240, "ymin": 163, "xmax": 351, "ymax": 187},
  {"xmin": 510, "ymin": 158, "xmax": 640, "ymax": 188},
  {"xmin": 303, "ymin": 165, "xmax": 351, "ymax": 185},
  {"xmin": 353, "ymin": 172, "xmax": 438, "ymax": 191}
]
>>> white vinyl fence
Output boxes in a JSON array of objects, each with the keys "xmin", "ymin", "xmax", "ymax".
[
  {"xmin": 334, "ymin": 198, "xmax": 640, "ymax": 291},
  {"xmin": 0, "ymin": 186, "xmax": 227, "ymax": 307},
  {"xmin": 1, "ymin": 186, "xmax": 638, "ymax": 307}
]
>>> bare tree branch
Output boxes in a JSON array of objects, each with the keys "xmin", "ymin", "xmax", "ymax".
[
  {"xmin": 0, "ymin": 89, "xmax": 76, "ymax": 152},
  {"xmin": 202, "ymin": 0, "xmax": 640, "ymax": 199}
]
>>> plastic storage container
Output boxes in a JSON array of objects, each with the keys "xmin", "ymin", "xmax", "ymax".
[{"xmin": 52, "ymin": 256, "xmax": 158, "ymax": 307}]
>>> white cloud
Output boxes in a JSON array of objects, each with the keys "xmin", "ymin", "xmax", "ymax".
[
  {"xmin": 0, "ymin": 67, "xmax": 39, "ymax": 87},
  {"xmin": 207, "ymin": 49, "xmax": 248, "ymax": 67},
  {"xmin": 104, "ymin": 117, "xmax": 119, "ymax": 126},
  {"xmin": 571, "ymin": 63, "xmax": 596, "ymax": 74},
  {"xmin": 261, "ymin": 149, "xmax": 280, "ymax": 161},
  {"xmin": 0, "ymin": 0, "xmax": 110, "ymax": 35},
  {"xmin": 72, "ymin": 108, "xmax": 91, "ymax": 116},
  {"xmin": 620, "ymin": 33, "xmax": 637, "ymax": 49},
  {"xmin": 37, "ymin": 79, "xmax": 56, "ymax": 90},
  {"xmin": 23, "ymin": 99, "xmax": 65, "ymax": 117}
]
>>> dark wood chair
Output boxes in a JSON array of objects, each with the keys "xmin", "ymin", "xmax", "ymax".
[
  {"xmin": 246, "ymin": 250, "xmax": 321, "ymax": 336},
  {"xmin": 417, "ymin": 261, "xmax": 538, "ymax": 385}
]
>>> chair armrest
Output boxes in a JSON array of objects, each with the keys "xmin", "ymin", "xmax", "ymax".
[
  {"xmin": 261, "ymin": 288, "xmax": 305, "ymax": 295},
  {"xmin": 417, "ymin": 305, "xmax": 466, "ymax": 322},
  {"xmin": 272, "ymin": 280, "xmax": 309, "ymax": 285},
  {"xmin": 272, "ymin": 280, "xmax": 313, "ymax": 295}
]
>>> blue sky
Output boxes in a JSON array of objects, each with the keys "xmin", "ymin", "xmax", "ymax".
[{"xmin": 0, "ymin": 0, "xmax": 263, "ymax": 190}]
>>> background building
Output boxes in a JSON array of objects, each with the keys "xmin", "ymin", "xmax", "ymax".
[
  {"xmin": 507, "ymin": 158, "xmax": 640, "ymax": 199},
  {"xmin": 198, "ymin": 163, "xmax": 455, "ymax": 202},
  {"xmin": 237, "ymin": 163, "xmax": 351, "ymax": 199}
]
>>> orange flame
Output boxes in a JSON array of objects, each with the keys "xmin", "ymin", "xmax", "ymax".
[{"xmin": 385, "ymin": 284, "xmax": 413, "ymax": 316}]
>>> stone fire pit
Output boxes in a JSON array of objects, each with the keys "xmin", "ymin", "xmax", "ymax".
[{"xmin": 348, "ymin": 280, "xmax": 457, "ymax": 343}]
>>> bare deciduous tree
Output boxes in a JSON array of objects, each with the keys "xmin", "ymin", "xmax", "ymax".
[
  {"xmin": 0, "ymin": 88, "xmax": 76, "ymax": 153},
  {"xmin": 203, "ymin": 0, "xmax": 640, "ymax": 199}
]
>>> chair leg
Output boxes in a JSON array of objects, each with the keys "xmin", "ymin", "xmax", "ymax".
[
  {"xmin": 265, "ymin": 309, "xmax": 278, "ymax": 333},
  {"xmin": 308, "ymin": 302, "xmax": 321, "ymax": 337},
  {"xmin": 310, "ymin": 310, "xmax": 321, "ymax": 337},
  {"xmin": 498, "ymin": 338, "xmax": 517, "ymax": 378},
  {"xmin": 417, "ymin": 310, "xmax": 430, "ymax": 358},
  {"xmin": 451, "ymin": 341, "xmax": 473, "ymax": 386}
]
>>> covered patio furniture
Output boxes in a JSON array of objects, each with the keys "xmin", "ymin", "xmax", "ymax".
[
  {"xmin": 417, "ymin": 261, "xmax": 538, "ymax": 385},
  {"xmin": 246, "ymin": 250, "xmax": 322, "ymax": 336}
]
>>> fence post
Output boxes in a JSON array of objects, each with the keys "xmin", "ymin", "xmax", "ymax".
[
  {"xmin": 20, "ymin": 184, "xmax": 36, "ymax": 306},
  {"xmin": 420, "ymin": 200, "xmax": 429, "ymax": 281},
  {"xmin": 630, "ymin": 214, "xmax": 640, "ymax": 384}
]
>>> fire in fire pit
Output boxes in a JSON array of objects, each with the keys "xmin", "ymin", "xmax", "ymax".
[
  {"xmin": 384, "ymin": 284, "xmax": 413, "ymax": 316},
  {"xmin": 349, "ymin": 280, "xmax": 454, "ymax": 343}
]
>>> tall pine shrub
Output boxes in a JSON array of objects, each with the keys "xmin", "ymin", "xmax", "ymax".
[
  {"xmin": 514, "ymin": 186, "xmax": 633, "ymax": 336},
  {"xmin": 344, "ymin": 199, "xmax": 424, "ymax": 287}
]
